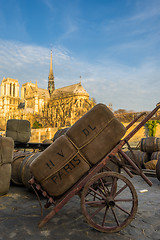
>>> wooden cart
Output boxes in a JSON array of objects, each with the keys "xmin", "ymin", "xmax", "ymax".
[{"xmin": 29, "ymin": 105, "xmax": 160, "ymax": 233}]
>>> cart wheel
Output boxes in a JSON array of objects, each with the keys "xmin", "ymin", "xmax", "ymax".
[{"xmin": 81, "ymin": 172, "xmax": 138, "ymax": 233}]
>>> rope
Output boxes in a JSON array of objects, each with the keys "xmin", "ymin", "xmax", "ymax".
[{"xmin": 30, "ymin": 184, "xmax": 43, "ymax": 217}]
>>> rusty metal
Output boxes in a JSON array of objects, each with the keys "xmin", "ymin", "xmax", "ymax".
[
  {"xmin": 81, "ymin": 172, "xmax": 138, "ymax": 233},
  {"xmin": 142, "ymin": 169, "xmax": 157, "ymax": 178},
  {"xmin": 156, "ymin": 159, "xmax": 160, "ymax": 181},
  {"xmin": 29, "ymin": 104, "xmax": 160, "ymax": 232},
  {"xmin": 14, "ymin": 142, "xmax": 51, "ymax": 151},
  {"xmin": 125, "ymin": 112, "xmax": 146, "ymax": 130}
]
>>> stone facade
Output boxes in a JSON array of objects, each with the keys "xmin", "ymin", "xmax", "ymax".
[
  {"xmin": 0, "ymin": 51, "xmax": 95, "ymax": 129},
  {"xmin": 42, "ymin": 83, "xmax": 95, "ymax": 128},
  {"xmin": 21, "ymin": 81, "xmax": 50, "ymax": 114},
  {"xmin": 0, "ymin": 77, "xmax": 20, "ymax": 115}
]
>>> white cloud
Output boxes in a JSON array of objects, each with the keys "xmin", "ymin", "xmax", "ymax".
[{"xmin": 0, "ymin": 39, "xmax": 159, "ymax": 112}]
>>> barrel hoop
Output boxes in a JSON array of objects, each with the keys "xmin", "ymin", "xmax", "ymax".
[
  {"xmin": 13, "ymin": 153, "xmax": 30, "ymax": 162},
  {"xmin": 154, "ymin": 137, "xmax": 157, "ymax": 152},
  {"xmin": 156, "ymin": 158, "xmax": 160, "ymax": 181},
  {"xmin": 141, "ymin": 138, "xmax": 145, "ymax": 152}
]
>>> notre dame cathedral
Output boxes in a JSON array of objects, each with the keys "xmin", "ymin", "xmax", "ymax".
[{"xmin": 0, "ymin": 51, "xmax": 95, "ymax": 129}]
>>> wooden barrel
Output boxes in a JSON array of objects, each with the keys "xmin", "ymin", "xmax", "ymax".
[
  {"xmin": 20, "ymin": 152, "xmax": 41, "ymax": 189},
  {"xmin": 53, "ymin": 128, "xmax": 69, "ymax": 141},
  {"xmin": 124, "ymin": 150, "xmax": 149, "ymax": 168},
  {"xmin": 140, "ymin": 137, "xmax": 160, "ymax": 153},
  {"xmin": 156, "ymin": 159, "xmax": 160, "ymax": 181},
  {"xmin": 11, "ymin": 151, "xmax": 32, "ymax": 185},
  {"xmin": 151, "ymin": 151, "xmax": 160, "ymax": 161}
]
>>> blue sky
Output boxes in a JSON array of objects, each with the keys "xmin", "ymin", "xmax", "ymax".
[{"xmin": 0, "ymin": 0, "xmax": 160, "ymax": 111}]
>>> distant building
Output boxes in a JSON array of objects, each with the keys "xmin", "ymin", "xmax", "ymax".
[
  {"xmin": 0, "ymin": 51, "xmax": 95, "ymax": 128},
  {"xmin": 0, "ymin": 77, "xmax": 20, "ymax": 117},
  {"xmin": 21, "ymin": 81, "xmax": 49, "ymax": 114}
]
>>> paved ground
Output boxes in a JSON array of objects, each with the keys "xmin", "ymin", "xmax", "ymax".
[{"xmin": 0, "ymin": 173, "xmax": 160, "ymax": 240}]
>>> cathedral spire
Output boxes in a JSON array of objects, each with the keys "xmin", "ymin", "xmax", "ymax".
[{"xmin": 48, "ymin": 50, "xmax": 55, "ymax": 96}]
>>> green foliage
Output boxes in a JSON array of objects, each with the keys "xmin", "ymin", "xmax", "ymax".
[
  {"xmin": 145, "ymin": 120, "xmax": 160, "ymax": 137},
  {"xmin": 32, "ymin": 121, "xmax": 42, "ymax": 129}
]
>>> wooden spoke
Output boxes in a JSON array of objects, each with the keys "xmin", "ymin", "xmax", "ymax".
[
  {"xmin": 102, "ymin": 206, "xmax": 109, "ymax": 226},
  {"xmin": 115, "ymin": 203, "xmax": 131, "ymax": 216},
  {"xmin": 90, "ymin": 204, "xmax": 106, "ymax": 218},
  {"xmin": 114, "ymin": 183, "xmax": 128, "ymax": 197},
  {"xmin": 89, "ymin": 187, "xmax": 106, "ymax": 200},
  {"xmin": 87, "ymin": 191, "xmax": 103, "ymax": 201},
  {"xmin": 110, "ymin": 177, "xmax": 118, "ymax": 196},
  {"xmin": 114, "ymin": 198, "xmax": 133, "ymax": 202},
  {"xmin": 111, "ymin": 208, "xmax": 120, "ymax": 226},
  {"xmin": 85, "ymin": 200, "xmax": 105, "ymax": 205},
  {"xmin": 99, "ymin": 178, "xmax": 108, "ymax": 194}
]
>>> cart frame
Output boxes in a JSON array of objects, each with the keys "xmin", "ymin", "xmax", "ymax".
[{"xmin": 29, "ymin": 104, "xmax": 160, "ymax": 232}]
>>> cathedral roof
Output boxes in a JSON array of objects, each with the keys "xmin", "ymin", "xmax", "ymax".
[
  {"xmin": 51, "ymin": 82, "xmax": 89, "ymax": 99},
  {"xmin": 37, "ymin": 88, "xmax": 50, "ymax": 98},
  {"xmin": 22, "ymin": 82, "xmax": 50, "ymax": 99}
]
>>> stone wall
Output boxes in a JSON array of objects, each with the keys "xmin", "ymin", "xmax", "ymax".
[
  {"xmin": 30, "ymin": 127, "xmax": 58, "ymax": 142},
  {"xmin": 2, "ymin": 123, "xmax": 160, "ymax": 145},
  {"xmin": 29, "ymin": 123, "xmax": 160, "ymax": 145}
]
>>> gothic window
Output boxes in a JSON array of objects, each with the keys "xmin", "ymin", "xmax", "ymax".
[
  {"xmin": 10, "ymin": 83, "xmax": 12, "ymax": 96},
  {"xmin": 13, "ymin": 84, "xmax": 15, "ymax": 97},
  {"xmin": 4, "ymin": 84, "xmax": 6, "ymax": 95},
  {"xmin": 24, "ymin": 88, "xmax": 26, "ymax": 98}
]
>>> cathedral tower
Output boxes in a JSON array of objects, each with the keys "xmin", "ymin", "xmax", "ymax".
[{"xmin": 48, "ymin": 50, "xmax": 55, "ymax": 96}]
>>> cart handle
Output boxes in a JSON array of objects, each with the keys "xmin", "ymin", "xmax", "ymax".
[
  {"xmin": 124, "ymin": 104, "xmax": 160, "ymax": 142},
  {"xmin": 126, "ymin": 112, "xmax": 146, "ymax": 130},
  {"xmin": 118, "ymin": 149, "xmax": 153, "ymax": 186}
]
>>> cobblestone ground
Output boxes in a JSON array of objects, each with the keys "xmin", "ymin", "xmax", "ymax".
[{"xmin": 0, "ymin": 173, "xmax": 159, "ymax": 240}]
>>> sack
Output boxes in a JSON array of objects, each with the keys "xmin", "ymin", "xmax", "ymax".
[
  {"xmin": 30, "ymin": 135, "xmax": 90, "ymax": 196},
  {"xmin": 144, "ymin": 160, "xmax": 157, "ymax": 170},
  {"xmin": 0, "ymin": 137, "xmax": 14, "ymax": 164},
  {"xmin": 0, "ymin": 164, "xmax": 11, "ymax": 196},
  {"xmin": 66, "ymin": 103, "xmax": 126, "ymax": 165},
  {"xmin": 6, "ymin": 119, "xmax": 31, "ymax": 143},
  {"xmin": 30, "ymin": 104, "xmax": 126, "ymax": 197}
]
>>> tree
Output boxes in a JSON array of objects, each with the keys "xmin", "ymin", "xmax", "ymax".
[{"xmin": 32, "ymin": 121, "xmax": 42, "ymax": 129}]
